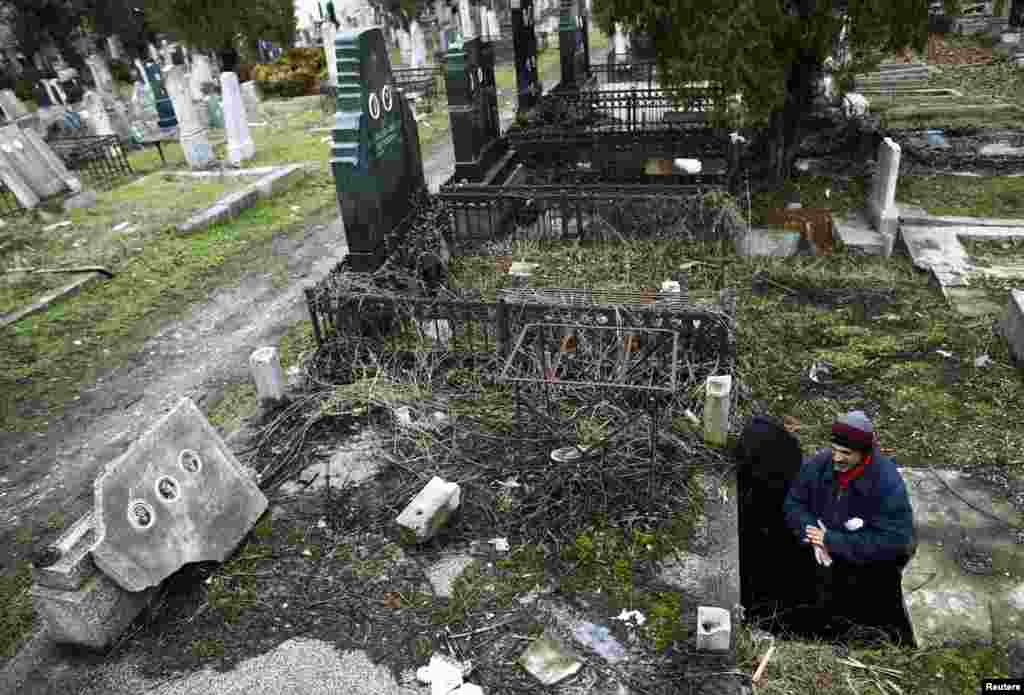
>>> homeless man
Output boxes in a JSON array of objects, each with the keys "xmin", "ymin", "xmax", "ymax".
[{"xmin": 783, "ymin": 410, "xmax": 916, "ymax": 645}]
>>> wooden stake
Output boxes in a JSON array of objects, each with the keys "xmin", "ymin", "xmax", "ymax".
[{"xmin": 752, "ymin": 644, "xmax": 776, "ymax": 686}]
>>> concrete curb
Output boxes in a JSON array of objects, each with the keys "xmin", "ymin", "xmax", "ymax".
[
  {"xmin": 0, "ymin": 271, "xmax": 107, "ymax": 330},
  {"xmin": 176, "ymin": 163, "xmax": 309, "ymax": 235}
]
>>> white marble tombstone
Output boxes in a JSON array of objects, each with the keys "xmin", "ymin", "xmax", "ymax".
[
  {"xmin": 220, "ymin": 72, "xmax": 255, "ymax": 165},
  {"xmin": 134, "ymin": 58, "xmax": 151, "ymax": 87},
  {"xmin": 485, "ymin": 9, "xmax": 501, "ymax": 40},
  {"xmin": 398, "ymin": 28, "xmax": 412, "ymax": 64},
  {"xmin": 107, "ymin": 35, "xmax": 123, "ymax": 61},
  {"xmin": 148, "ymin": 43, "xmax": 161, "ymax": 64},
  {"xmin": 868, "ymin": 137, "xmax": 901, "ymax": 257},
  {"xmin": 240, "ymin": 81, "xmax": 263, "ymax": 123},
  {"xmin": 83, "ymin": 90, "xmax": 116, "ymax": 136},
  {"xmin": 458, "ymin": 0, "xmax": 479, "ymax": 40},
  {"xmin": 86, "ymin": 54, "xmax": 115, "ymax": 94},
  {"xmin": 410, "ymin": 21, "xmax": 428, "ymax": 67},
  {"xmin": 189, "ymin": 52, "xmax": 216, "ymax": 102},
  {"xmin": 0, "ymin": 89, "xmax": 29, "ymax": 121},
  {"xmin": 165, "ymin": 66, "xmax": 216, "ymax": 169},
  {"xmin": 323, "ymin": 20, "xmax": 339, "ymax": 87},
  {"xmin": 613, "ymin": 23, "xmax": 630, "ymax": 59}
]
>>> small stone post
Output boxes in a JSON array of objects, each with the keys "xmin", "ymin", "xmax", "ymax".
[
  {"xmin": 703, "ymin": 374, "xmax": 732, "ymax": 447},
  {"xmin": 250, "ymin": 347, "xmax": 287, "ymax": 409},
  {"xmin": 868, "ymin": 137, "xmax": 901, "ymax": 258}
]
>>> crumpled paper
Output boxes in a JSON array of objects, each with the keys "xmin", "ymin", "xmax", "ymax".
[
  {"xmin": 813, "ymin": 520, "xmax": 832, "ymax": 567},
  {"xmin": 416, "ymin": 654, "xmax": 478, "ymax": 695},
  {"xmin": 844, "ymin": 517, "xmax": 864, "ymax": 532}
]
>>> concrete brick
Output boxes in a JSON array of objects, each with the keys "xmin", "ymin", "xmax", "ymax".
[
  {"xmin": 396, "ymin": 476, "xmax": 461, "ymax": 543},
  {"xmin": 249, "ymin": 346, "xmax": 286, "ymax": 406},
  {"xmin": 31, "ymin": 511, "xmax": 98, "ymax": 591},
  {"xmin": 91, "ymin": 397, "xmax": 268, "ymax": 592},
  {"xmin": 1005, "ymin": 289, "xmax": 1024, "ymax": 363},
  {"xmin": 31, "ymin": 572, "xmax": 155, "ymax": 648}
]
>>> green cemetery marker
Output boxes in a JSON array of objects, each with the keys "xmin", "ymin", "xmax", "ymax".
[
  {"xmin": 558, "ymin": 0, "xmax": 590, "ymax": 88},
  {"xmin": 145, "ymin": 62, "xmax": 178, "ymax": 129},
  {"xmin": 512, "ymin": 0, "xmax": 541, "ymax": 112},
  {"xmin": 445, "ymin": 38, "xmax": 504, "ymax": 182},
  {"xmin": 331, "ymin": 27, "xmax": 425, "ymax": 272}
]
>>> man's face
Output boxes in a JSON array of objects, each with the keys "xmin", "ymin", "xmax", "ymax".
[{"xmin": 831, "ymin": 444, "xmax": 864, "ymax": 472}]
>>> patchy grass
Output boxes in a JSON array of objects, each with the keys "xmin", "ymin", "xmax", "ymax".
[{"xmin": 898, "ymin": 175, "xmax": 1024, "ymax": 218}]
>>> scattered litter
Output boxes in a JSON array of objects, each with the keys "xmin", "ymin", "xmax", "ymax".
[
  {"xmin": 844, "ymin": 517, "xmax": 864, "ymax": 532},
  {"xmin": 416, "ymin": 654, "xmax": 475, "ymax": 695},
  {"xmin": 486, "ymin": 537, "xmax": 509, "ymax": 552},
  {"xmin": 660, "ymin": 280, "xmax": 681, "ymax": 293},
  {"xmin": 613, "ymin": 609, "xmax": 646, "ymax": 626},
  {"xmin": 729, "ymin": 132, "xmax": 748, "ymax": 145},
  {"xmin": 508, "ymin": 261, "xmax": 539, "ymax": 276},
  {"xmin": 808, "ymin": 361, "xmax": 833, "ymax": 384},
  {"xmin": 321, "ymin": 136, "xmax": 332, "ymax": 143},
  {"xmin": 682, "ymin": 409, "xmax": 701, "ymax": 427},
  {"xmin": 825, "ymin": 188, "xmax": 831, "ymax": 199},
  {"xmin": 518, "ymin": 633, "xmax": 582, "ymax": 685},
  {"xmin": 43, "ymin": 221, "xmax": 72, "ymax": 232},
  {"xmin": 301, "ymin": 548, "xmax": 312, "ymax": 557},
  {"xmin": 73, "ymin": 340, "xmax": 82, "ymax": 346},
  {"xmin": 936, "ymin": 349, "xmax": 954, "ymax": 359},
  {"xmin": 494, "ymin": 478, "xmax": 521, "ymax": 489},
  {"xmin": 974, "ymin": 354, "xmax": 992, "ymax": 368},
  {"xmin": 317, "ymin": 518, "xmax": 327, "ymax": 529},
  {"xmin": 393, "ymin": 405, "xmax": 416, "ymax": 428},
  {"xmin": 290, "ymin": 205, "xmax": 301, "ymax": 212},
  {"xmin": 572, "ymin": 621, "xmax": 629, "ymax": 663}
]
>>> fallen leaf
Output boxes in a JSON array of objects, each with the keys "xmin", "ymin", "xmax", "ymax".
[{"xmin": 383, "ymin": 592, "xmax": 402, "ymax": 609}]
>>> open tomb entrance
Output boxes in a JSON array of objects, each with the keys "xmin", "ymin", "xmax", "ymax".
[{"xmin": 735, "ymin": 416, "xmax": 916, "ymax": 647}]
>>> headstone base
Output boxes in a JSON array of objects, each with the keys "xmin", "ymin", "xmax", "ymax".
[{"xmin": 31, "ymin": 573, "xmax": 155, "ymax": 649}]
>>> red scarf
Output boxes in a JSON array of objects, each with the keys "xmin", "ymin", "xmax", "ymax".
[{"xmin": 836, "ymin": 453, "xmax": 871, "ymax": 491}]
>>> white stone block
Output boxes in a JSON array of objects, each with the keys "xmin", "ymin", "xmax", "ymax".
[
  {"xmin": 221, "ymin": 72, "xmax": 255, "ymax": 165},
  {"xmin": 868, "ymin": 137, "xmax": 901, "ymax": 257},
  {"xmin": 165, "ymin": 66, "xmax": 215, "ymax": 169},
  {"xmin": 396, "ymin": 476, "xmax": 461, "ymax": 543},
  {"xmin": 250, "ymin": 346, "xmax": 286, "ymax": 405},
  {"xmin": 703, "ymin": 375, "xmax": 732, "ymax": 447},
  {"xmin": 323, "ymin": 22, "xmax": 339, "ymax": 87},
  {"xmin": 696, "ymin": 605, "xmax": 731, "ymax": 652}
]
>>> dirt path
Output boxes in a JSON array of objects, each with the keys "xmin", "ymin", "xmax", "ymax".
[{"xmin": 0, "ymin": 144, "xmax": 458, "ymax": 565}]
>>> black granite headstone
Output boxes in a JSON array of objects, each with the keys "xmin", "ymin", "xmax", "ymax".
[
  {"xmin": 445, "ymin": 37, "xmax": 503, "ymax": 181},
  {"xmin": 330, "ymin": 27, "xmax": 426, "ymax": 272},
  {"xmin": 511, "ymin": 0, "xmax": 540, "ymax": 112},
  {"xmin": 558, "ymin": 0, "xmax": 590, "ymax": 88}
]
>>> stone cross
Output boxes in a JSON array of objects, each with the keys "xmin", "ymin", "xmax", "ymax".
[
  {"xmin": 164, "ymin": 66, "xmax": 216, "ymax": 169},
  {"xmin": 221, "ymin": 71, "xmax": 255, "ymax": 165},
  {"xmin": 410, "ymin": 21, "xmax": 428, "ymax": 67},
  {"xmin": 867, "ymin": 137, "xmax": 901, "ymax": 257},
  {"xmin": 323, "ymin": 20, "xmax": 340, "ymax": 87},
  {"xmin": 330, "ymin": 26, "xmax": 425, "ymax": 271}
]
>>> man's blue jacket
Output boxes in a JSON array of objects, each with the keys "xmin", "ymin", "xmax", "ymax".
[{"xmin": 783, "ymin": 447, "xmax": 916, "ymax": 566}]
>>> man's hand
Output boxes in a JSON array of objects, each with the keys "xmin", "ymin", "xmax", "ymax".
[{"xmin": 804, "ymin": 522, "xmax": 827, "ymax": 548}]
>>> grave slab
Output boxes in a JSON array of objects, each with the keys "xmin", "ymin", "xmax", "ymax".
[{"xmin": 91, "ymin": 397, "xmax": 268, "ymax": 592}]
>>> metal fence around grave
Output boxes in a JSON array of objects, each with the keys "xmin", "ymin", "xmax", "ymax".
[
  {"xmin": 590, "ymin": 60, "xmax": 659, "ymax": 89},
  {"xmin": 304, "ymin": 284, "xmax": 735, "ymax": 376},
  {"xmin": 49, "ymin": 135, "xmax": 133, "ymax": 190},
  {"xmin": 321, "ymin": 67, "xmax": 445, "ymax": 115},
  {"xmin": 437, "ymin": 184, "xmax": 732, "ymax": 247}
]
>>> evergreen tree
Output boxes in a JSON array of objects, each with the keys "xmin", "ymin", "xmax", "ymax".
[{"xmin": 593, "ymin": 0, "xmax": 927, "ymax": 183}]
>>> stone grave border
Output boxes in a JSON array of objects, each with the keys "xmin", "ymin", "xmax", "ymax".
[{"xmin": 174, "ymin": 162, "xmax": 309, "ymax": 234}]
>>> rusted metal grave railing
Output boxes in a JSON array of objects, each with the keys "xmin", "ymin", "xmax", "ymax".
[
  {"xmin": 499, "ymin": 322, "xmax": 679, "ymax": 476},
  {"xmin": 591, "ymin": 59, "xmax": 659, "ymax": 89},
  {"xmin": 48, "ymin": 135, "xmax": 134, "ymax": 190},
  {"xmin": 437, "ymin": 184, "xmax": 730, "ymax": 247}
]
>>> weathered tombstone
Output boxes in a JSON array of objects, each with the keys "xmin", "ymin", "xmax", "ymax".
[
  {"xmin": 612, "ymin": 23, "xmax": 630, "ymax": 60},
  {"xmin": 134, "ymin": 58, "xmax": 150, "ymax": 88},
  {"xmin": 164, "ymin": 66, "xmax": 216, "ymax": 169},
  {"xmin": 240, "ymin": 81, "xmax": 264, "ymax": 122},
  {"xmin": 144, "ymin": 62, "xmax": 178, "ymax": 130},
  {"xmin": 0, "ymin": 125, "xmax": 67, "ymax": 199},
  {"xmin": 44, "ymin": 79, "xmax": 67, "ymax": 106},
  {"xmin": 558, "ymin": 0, "xmax": 590, "ymax": 87},
  {"xmin": 410, "ymin": 20, "xmax": 428, "ymax": 68},
  {"xmin": 130, "ymin": 79, "xmax": 159, "ymax": 131},
  {"xmin": 446, "ymin": 37, "xmax": 503, "ymax": 181},
  {"xmin": 323, "ymin": 19, "xmax": 340, "ymax": 87},
  {"xmin": 511, "ymin": 0, "xmax": 541, "ymax": 112},
  {"xmin": 397, "ymin": 27, "xmax": 412, "ymax": 64},
  {"xmin": 148, "ymin": 43, "xmax": 161, "ymax": 65},
  {"xmin": 86, "ymin": 54, "xmax": 115, "ymax": 94},
  {"xmin": 221, "ymin": 71, "xmax": 255, "ymax": 165},
  {"xmin": 459, "ymin": 0, "xmax": 480, "ymax": 40},
  {"xmin": 330, "ymin": 26, "xmax": 426, "ymax": 271},
  {"xmin": 486, "ymin": 8, "xmax": 502, "ymax": 39},
  {"xmin": 21, "ymin": 127, "xmax": 83, "ymax": 193},
  {"xmin": 1004, "ymin": 288, "xmax": 1024, "ymax": 363},
  {"xmin": 189, "ymin": 51, "xmax": 216, "ymax": 102},
  {"xmin": 83, "ymin": 90, "xmax": 117, "ymax": 137},
  {"xmin": 0, "ymin": 153, "xmax": 39, "ymax": 208},
  {"xmin": 91, "ymin": 398, "xmax": 268, "ymax": 592},
  {"xmin": 868, "ymin": 137, "xmax": 901, "ymax": 257},
  {"xmin": 107, "ymin": 35, "xmax": 123, "ymax": 62},
  {"xmin": 0, "ymin": 89, "xmax": 30, "ymax": 121}
]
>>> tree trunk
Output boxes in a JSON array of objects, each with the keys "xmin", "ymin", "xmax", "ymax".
[{"xmin": 767, "ymin": 50, "xmax": 820, "ymax": 184}]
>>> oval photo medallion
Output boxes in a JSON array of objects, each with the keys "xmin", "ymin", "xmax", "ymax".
[
  {"xmin": 368, "ymin": 92, "xmax": 381, "ymax": 120},
  {"xmin": 381, "ymin": 84, "xmax": 393, "ymax": 112}
]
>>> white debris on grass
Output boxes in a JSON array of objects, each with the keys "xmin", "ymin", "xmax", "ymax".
[
  {"xmin": 613, "ymin": 610, "xmax": 646, "ymax": 626},
  {"xmin": 487, "ymin": 537, "xmax": 509, "ymax": 552}
]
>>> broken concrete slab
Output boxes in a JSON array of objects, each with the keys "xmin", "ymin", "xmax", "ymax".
[
  {"xmin": 901, "ymin": 467, "xmax": 1024, "ymax": 647},
  {"xmin": 979, "ymin": 143, "xmax": 1024, "ymax": 157},
  {"xmin": 733, "ymin": 227, "xmax": 801, "ymax": 257},
  {"xmin": 396, "ymin": 476, "xmax": 461, "ymax": 544},
  {"xmin": 176, "ymin": 163, "xmax": 308, "ymax": 234},
  {"xmin": 1004, "ymin": 289, "xmax": 1024, "ymax": 363},
  {"xmin": 30, "ymin": 571, "xmax": 156, "ymax": 648},
  {"xmin": 279, "ymin": 430, "xmax": 384, "ymax": 496},
  {"xmin": 518, "ymin": 632, "xmax": 583, "ymax": 685},
  {"xmin": 31, "ymin": 511, "xmax": 97, "ymax": 592},
  {"xmin": 91, "ymin": 397, "xmax": 268, "ymax": 592}
]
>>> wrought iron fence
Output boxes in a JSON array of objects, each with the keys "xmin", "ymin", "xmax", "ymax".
[
  {"xmin": 437, "ymin": 184, "xmax": 733, "ymax": 248},
  {"xmin": 49, "ymin": 135, "xmax": 133, "ymax": 190},
  {"xmin": 392, "ymin": 66, "xmax": 445, "ymax": 101},
  {"xmin": 590, "ymin": 59, "xmax": 659, "ymax": 88},
  {"xmin": 304, "ymin": 283, "xmax": 734, "ymax": 371}
]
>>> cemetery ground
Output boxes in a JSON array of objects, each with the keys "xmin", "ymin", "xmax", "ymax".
[{"xmin": 2, "ymin": 33, "xmax": 1024, "ymax": 694}]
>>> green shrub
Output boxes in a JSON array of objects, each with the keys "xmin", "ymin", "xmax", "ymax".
[{"xmin": 255, "ymin": 79, "xmax": 311, "ymax": 99}]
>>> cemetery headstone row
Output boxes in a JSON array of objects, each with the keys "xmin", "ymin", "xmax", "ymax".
[
  {"xmin": 0, "ymin": 124, "xmax": 82, "ymax": 209},
  {"xmin": 446, "ymin": 38, "xmax": 503, "ymax": 181},
  {"xmin": 512, "ymin": 0, "xmax": 542, "ymax": 112}
]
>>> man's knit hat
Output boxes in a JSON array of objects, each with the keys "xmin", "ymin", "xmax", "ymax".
[{"xmin": 831, "ymin": 410, "xmax": 875, "ymax": 452}]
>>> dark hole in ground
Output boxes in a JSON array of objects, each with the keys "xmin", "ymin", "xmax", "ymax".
[{"xmin": 735, "ymin": 415, "xmax": 916, "ymax": 648}]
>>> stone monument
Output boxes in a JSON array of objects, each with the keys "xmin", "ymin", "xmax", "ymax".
[
  {"xmin": 189, "ymin": 52, "xmax": 216, "ymax": 102},
  {"xmin": 323, "ymin": 19, "xmax": 340, "ymax": 87},
  {"xmin": 241, "ymin": 81, "xmax": 264, "ymax": 122},
  {"xmin": 144, "ymin": 62, "xmax": 178, "ymax": 130},
  {"xmin": 512, "ymin": 0, "xmax": 541, "ymax": 112},
  {"xmin": 86, "ymin": 54, "xmax": 115, "ymax": 94},
  {"xmin": 330, "ymin": 26, "xmax": 425, "ymax": 271},
  {"xmin": 410, "ymin": 20, "xmax": 428, "ymax": 68},
  {"xmin": 0, "ymin": 89, "xmax": 30, "ymax": 121},
  {"xmin": 221, "ymin": 71, "xmax": 255, "ymax": 164},
  {"xmin": 164, "ymin": 65, "xmax": 216, "ymax": 168},
  {"xmin": 559, "ymin": 0, "xmax": 590, "ymax": 87},
  {"xmin": 446, "ymin": 37, "xmax": 502, "ymax": 181}
]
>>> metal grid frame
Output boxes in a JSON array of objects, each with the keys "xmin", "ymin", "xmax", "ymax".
[{"xmin": 48, "ymin": 135, "xmax": 134, "ymax": 190}]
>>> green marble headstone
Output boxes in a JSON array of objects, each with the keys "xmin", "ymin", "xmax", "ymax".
[
  {"xmin": 558, "ymin": 0, "xmax": 590, "ymax": 88},
  {"xmin": 331, "ymin": 27, "xmax": 425, "ymax": 271},
  {"xmin": 445, "ymin": 38, "xmax": 503, "ymax": 182}
]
